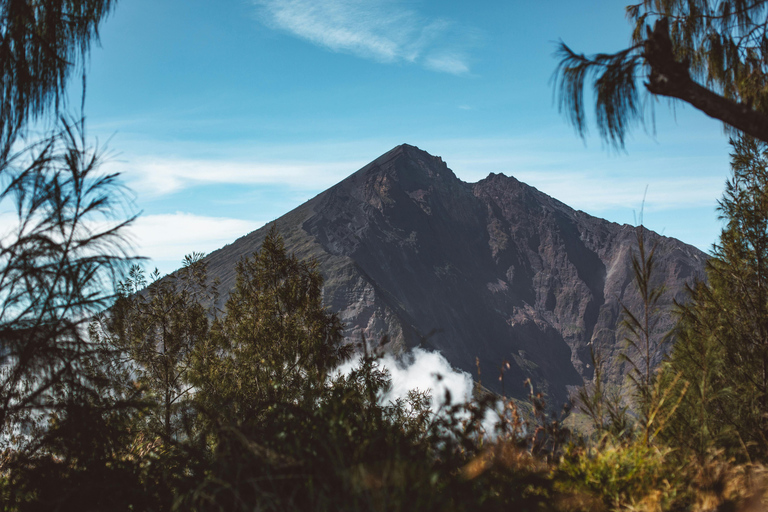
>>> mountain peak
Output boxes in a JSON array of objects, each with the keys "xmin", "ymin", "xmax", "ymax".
[
  {"xmin": 202, "ymin": 145, "xmax": 708, "ymax": 403},
  {"xmin": 359, "ymin": 143, "xmax": 458, "ymax": 186}
]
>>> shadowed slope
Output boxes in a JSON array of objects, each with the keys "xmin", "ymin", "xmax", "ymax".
[{"xmin": 201, "ymin": 144, "xmax": 707, "ymax": 404}]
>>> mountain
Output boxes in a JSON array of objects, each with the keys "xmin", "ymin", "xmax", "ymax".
[{"xmin": 202, "ymin": 144, "xmax": 707, "ymax": 404}]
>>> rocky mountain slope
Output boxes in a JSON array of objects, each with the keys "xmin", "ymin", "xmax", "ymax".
[{"xmin": 202, "ymin": 144, "xmax": 707, "ymax": 404}]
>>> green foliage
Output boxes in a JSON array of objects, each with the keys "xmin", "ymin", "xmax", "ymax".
[
  {"xmin": 191, "ymin": 225, "xmax": 351, "ymax": 428},
  {"xmin": 559, "ymin": 439, "xmax": 678, "ymax": 510},
  {"xmin": 620, "ymin": 226, "xmax": 664, "ymax": 408},
  {"xmin": 94, "ymin": 254, "xmax": 215, "ymax": 445},
  {"xmin": 618, "ymin": 224, "xmax": 680, "ymax": 444},
  {"xmin": 573, "ymin": 345, "xmax": 631, "ymax": 438},
  {"xmin": 573, "ymin": 223, "xmax": 680, "ymax": 445},
  {"xmin": 181, "ymin": 356, "xmax": 438, "ymax": 512},
  {"xmin": 663, "ymin": 134, "xmax": 768, "ymax": 461}
]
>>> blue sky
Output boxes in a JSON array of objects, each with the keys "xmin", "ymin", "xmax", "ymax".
[{"xmin": 71, "ymin": 0, "xmax": 731, "ymax": 275}]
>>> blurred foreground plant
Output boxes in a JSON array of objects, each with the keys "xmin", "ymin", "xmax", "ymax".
[{"xmin": 0, "ymin": 118, "xmax": 135, "ymax": 456}]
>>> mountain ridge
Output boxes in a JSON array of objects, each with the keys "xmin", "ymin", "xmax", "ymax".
[{"xmin": 201, "ymin": 144, "xmax": 707, "ymax": 404}]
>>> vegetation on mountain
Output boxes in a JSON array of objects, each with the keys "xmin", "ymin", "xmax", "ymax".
[{"xmin": 4, "ymin": 215, "xmax": 768, "ymax": 511}]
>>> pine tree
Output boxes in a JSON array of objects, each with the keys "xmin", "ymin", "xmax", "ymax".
[
  {"xmin": 192, "ymin": 225, "xmax": 351, "ymax": 427},
  {"xmin": 663, "ymin": 134, "xmax": 768, "ymax": 460},
  {"xmin": 0, "ymin": 0, "xmax": 128, "ymax": 455},
  {"xmin": 0, "ymin": 120, "xmax": 133, "ymax": 454},
  {"xmin": 96, "ymin": 254, "xmax": 214, "ymax": 445},
  {"xmin": 620, "ymin": 225, "xmax": 665, "ymax": 436}
]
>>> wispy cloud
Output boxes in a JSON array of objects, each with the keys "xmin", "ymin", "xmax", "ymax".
[
  {"xmin": 111, "ymin": 157, "xmax": 366, "ymax": 197},
  {"xmin": 425, "ymin": 52, "xmax": 470, "ymax": 74},
  {"xmin": 100, "ymin": 133, "xmax": 727, "ymax": 254},
  {"xmin": 108, "ymin": 135, "xmax": 725, "ymax": 215},
  {"xmin": 126, "ymin": 212, "xmax": 264, "ymax": 267},
  {"xmin": 254, "ymin": 0, "xmax": 475, "ymax": 74},
  {"xmin": 416, "ymin": 135, "xmax": 729, "ymax": 214},
  {"xmin": 512, "ymin": 171, "xmax": 723, "ymax": 214}
]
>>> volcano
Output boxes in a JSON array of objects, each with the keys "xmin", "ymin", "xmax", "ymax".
[{"xmin": 201, "ymin": 144, "xmax": 707, "ymax": 404}]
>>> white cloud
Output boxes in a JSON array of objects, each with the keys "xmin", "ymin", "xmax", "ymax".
[
  {"xmin": 254, "ymin": 0, "xmax": 474, "ymax": 74},
  {"xmin": 512, "ymin": 171, "xmax": 723, "ymax": 213},
  {"xmin": 97, "ymin": 133, "xmax": 726, "ymax": 254},
  {"xmin": 106, "ymin": 134, "xmax": 726, "ymax": 218},
  {"xmin": 126, "ymin": 212, "xmax": 264, "ymax": 262},
  {"xmin": 416, "ymin": 136, "xmax": 728, "ymax": 214},
  {"xmin": 425, "ymin": 53, "xmax": 470, "ymax": 74},
  {"xmin": 335, "ymin": 348, "xmax": 511, "ymax": 437},
  {"xmin": 337, "ymin": 348, "xmax": 474, "ymax": 413},
  {"xmin": 108, "ymin": 135, "xmax": 724, "ymax": 217},
  {"xmin": 379, "ymin": 348, "xmax": 474, "ymax": 410},
  {"xmin": 112, "ymin": 157, "xmax": 365, "ymax": 197}
]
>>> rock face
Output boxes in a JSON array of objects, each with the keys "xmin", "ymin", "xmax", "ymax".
[{"xmin": 203, "ymin": 144, "xmax": 707, "ymax": 404}]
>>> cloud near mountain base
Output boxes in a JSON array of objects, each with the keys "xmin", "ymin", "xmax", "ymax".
[{"xmin": 336, "ymin": 348, "xmax": 474, "ymax": 412}]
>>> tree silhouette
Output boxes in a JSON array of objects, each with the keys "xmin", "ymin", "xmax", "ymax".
[
  {"xmin": 0, "ymin": 119, "xmax": 134, "ymax": 456},
  {"xmin": 0, "ymin": 0, "xmax": 116, "ymax": 150},
  {"xmin": 554, "ymin": 1, "xmax": 768, "ymax": 146},
  {"xmin": 0, "ymin": 0, "xmax": 128, "ymax": 456}
]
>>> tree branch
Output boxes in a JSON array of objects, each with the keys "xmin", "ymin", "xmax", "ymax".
[{"xmin": 644, "ymin": 18, "xmax": 768, "ymax": 143}]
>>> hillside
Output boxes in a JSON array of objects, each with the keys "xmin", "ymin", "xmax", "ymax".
[{"xmin": 202, "ymin": 144, "xmax": 707, "ymax": 404}]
